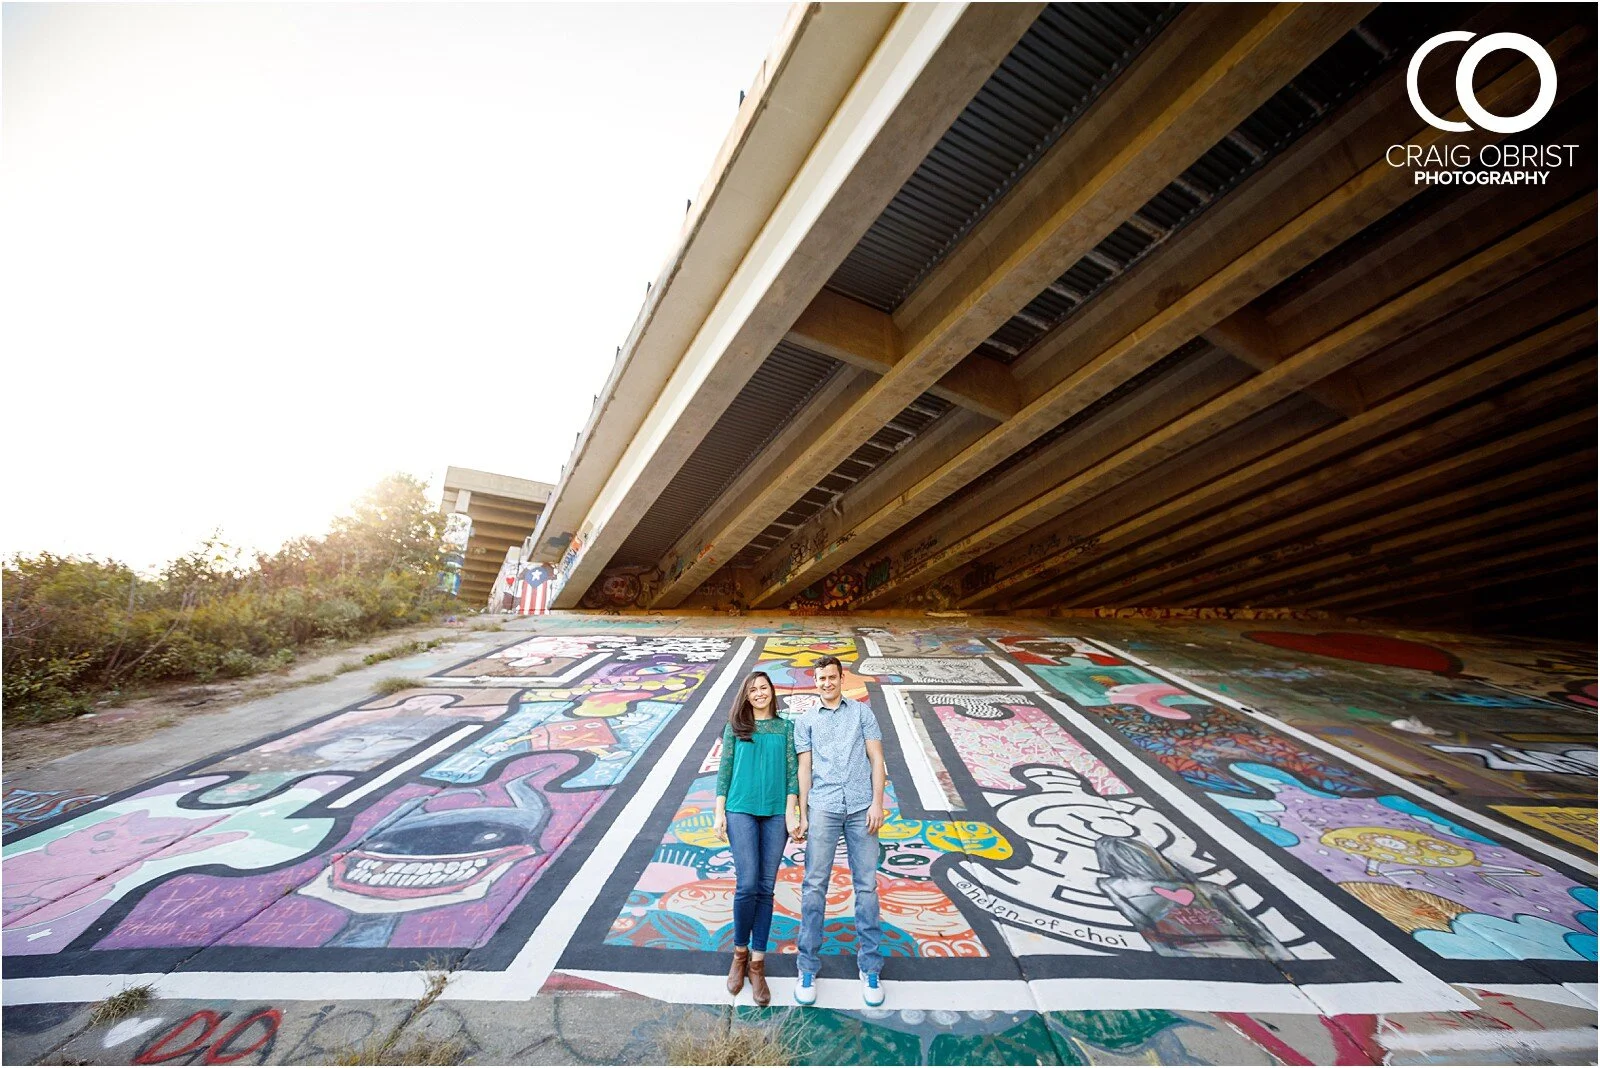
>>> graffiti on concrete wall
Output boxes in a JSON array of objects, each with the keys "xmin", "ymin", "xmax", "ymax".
[
  {"xmin": 579, "ymin": 565, "xmax": 661, "ymax": 610},
  {"xmin": 915, "ymin": 690, "xmax": 1318, "ymax": 960},
  {"xmin": 1488, "ymin": 805, "xmax": 1598, "ymax": 852},
  {"xmin": 436, "ymin": 512, "xmax": 472, "ymax": 597},
  {"xmin": 1112, "ymin": 626, "xmax": 1598, "ymax": 820}
]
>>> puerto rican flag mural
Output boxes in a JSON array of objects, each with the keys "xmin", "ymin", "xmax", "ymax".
[{"xmin": 514, "ymin": 562, "xmax": 556, "ymax": 615}]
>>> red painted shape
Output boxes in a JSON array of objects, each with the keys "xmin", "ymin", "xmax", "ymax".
[
  {"xmin": 1244, "ymin": 631, "xmax": 1463, "ymax": 675},
  {"xmin": 1324, "ymin": 1014, "xmax": 1386, "ymax": 1065},
  {"xmin": 203, "ymin": 1008, "xmax": 282, "ymax": 1064},
  {"xmin": 135, "ymin": 1011, "xmax": 221, "ymax": 1064},
  {"xmin": 539, "ymin": 970, "xmax": 625, "ymax": 994}
]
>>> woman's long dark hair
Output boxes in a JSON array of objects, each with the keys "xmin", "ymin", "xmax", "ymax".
[{"xmin": 729, "ymin": 670, "xmax": 778, "ymax": 741}]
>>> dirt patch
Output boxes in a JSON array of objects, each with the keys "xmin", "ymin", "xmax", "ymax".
[{"xmin": 1, "ymin": 621, "xmax": 505, "ymax": 771}]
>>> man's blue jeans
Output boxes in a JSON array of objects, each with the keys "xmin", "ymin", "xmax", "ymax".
[
  {"xmin": 725, "ymin": 811, "xmax": 787, "ymax": 952},
  {"xmin": 797, "ymin": 805, "xmax": 882, "ymax": 977}
]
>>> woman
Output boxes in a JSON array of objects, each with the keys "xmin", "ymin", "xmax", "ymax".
[{"xmin": 712, "ymin": 670, "xmax": 800, "ymax": 1006}]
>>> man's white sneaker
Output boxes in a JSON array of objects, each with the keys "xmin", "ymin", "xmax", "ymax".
[
  {"xmin": 794, "ymin": 971, "xmax": 818, "ymax": 1006},
  {"xmin": 860, "ymin": 971, "xmax": 884, "ymax": 1007}
]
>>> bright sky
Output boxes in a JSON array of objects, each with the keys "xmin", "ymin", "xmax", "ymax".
[{"xmin": 0, "ymin": 2, "xmax": 791, "ymax": 571}]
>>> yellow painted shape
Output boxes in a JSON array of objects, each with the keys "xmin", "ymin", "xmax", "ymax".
[
  {"xmin": 1489, "ymin": 805, "xmax": 1599, "ymax": 851},
  {"xmin": 883, "ymin": 815, "xmax": 1012, "ymax": 859},
  {"xmin": 1320, "ymin": 827, "xmax": 1476, "ymax": 867}
]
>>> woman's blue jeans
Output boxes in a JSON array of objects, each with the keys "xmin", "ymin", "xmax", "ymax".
[{"xmin": 725, "ymin": 811, "xmax": 788, "ymax": 952}]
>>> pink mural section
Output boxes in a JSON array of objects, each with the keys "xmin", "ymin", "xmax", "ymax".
[{"xmin": 2, "ymin": 635, "xmax": 735, "ymax": 956}]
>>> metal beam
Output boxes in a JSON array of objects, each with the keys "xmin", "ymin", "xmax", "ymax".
[
  {"xmin": 1316, "ymin": 536, "xmax": 1598, "ymax": 614},
  {"xmin": 748, "ymin": 23, "xmax": 1589, "ymax": 610},
  {"xmin": 650, "ymin": 3, "xmax": 1374, "ymax": 609},
  {"xmin": 991, "ymin": 313, "xmax": 1598, "ymax": 608},
  {"xmin": 859, "ymin": 196, "xmax": 1596, "ymax": 606},
  {"xmin": 1183, "ymin": 475, "xmax": 1597, "ymax": 606}
]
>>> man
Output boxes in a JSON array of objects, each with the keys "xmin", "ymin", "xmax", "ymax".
[{"xmin": 792, "ymin": 654, "xmax": 887, "ymax": 1007}]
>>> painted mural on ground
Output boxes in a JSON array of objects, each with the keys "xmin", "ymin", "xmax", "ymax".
[
  {"xmin": 1, "ymin": 789, "xmax": 107, "ymax": 837},
  {"xmin": 1085, "ymin": 624, "xmax": 1598, "ymax": 829},
  {"xmin": 2, "ymin": 619, "xmax": 1593, "ymax": 1022},
  {"xmin": 566, "ymin": 633, "xmax": 1406, "ymax": 996},
  {"xmin": 996, "ymin": 636, "xmax": 1596, "ymax": 972},
  {"xmin": 1, "ymin": 635, "xmax": 736, "ymax": 969},
  {"xmin": 608, "ymin": 639, "xmax": 1001, "ymax": 958}
]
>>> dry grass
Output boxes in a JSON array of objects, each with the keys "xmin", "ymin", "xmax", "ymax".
[
  {"xmin": 373, "ymin": 676, "xmax": 427, "ymax": 696},
  {"xmin": 415, "ymin": 958, "xmax": 452, "ymax": 1009},
  {"xmin": 87, "ymin": 984, "xmax": 154, "ymax": 1027},
  {"xmin": 326, "ymin": 1036, "xmax": 466, "ymax": 1066},
  {"xmin": 664, "ymin": 1012, "xmax": 803, "ymax": 1066},
  {"xmin": 322, "ymin": 963, "xmax": 458, "ymax": 1065}
]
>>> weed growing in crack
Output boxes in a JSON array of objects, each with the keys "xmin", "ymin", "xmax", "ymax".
[{"xmin": 88, "ymin": 984, "xmax": 155, "ymax": 1027}]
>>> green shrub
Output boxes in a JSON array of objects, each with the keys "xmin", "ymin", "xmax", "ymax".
[
  {"xmin": 2, "ymin": 474, "xmax": 460, "ymax": 725},
  {"xmin": 312, "ymin": 597, "xmax": 365, "ymax": 639},
  {"xmin": 218, "ymin": 649, "xmax": 262, "ymax": 678},
  {"xmin": 372, "ymin": 676, "xmax": 427, "ymax": 696},
  {"xmin": 363, "ymin": 640, "xmax": 423, "ymax": 666}
]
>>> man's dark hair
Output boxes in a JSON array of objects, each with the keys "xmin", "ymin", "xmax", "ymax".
[{"xmin": 814, "ymin": 654, "xmax": 844, "ymax": 676}]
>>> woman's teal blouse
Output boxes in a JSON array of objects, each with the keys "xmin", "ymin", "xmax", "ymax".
[{"xmin": 715, "ymin": 717, "xmax": 799, "ymax": 817}]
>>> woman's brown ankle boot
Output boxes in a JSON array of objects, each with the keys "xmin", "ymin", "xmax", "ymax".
[
  {"xmin": 747, "ymin": 957, "xmax": 770, "ymax": 1007},
  {"xmin": 726, "ymin": 946, "xmax": 749, "ymax": 995}
]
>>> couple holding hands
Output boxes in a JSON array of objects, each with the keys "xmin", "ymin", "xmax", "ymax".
[{"xmin": 710, "ymin": 655, "xmax": 888, "ymax": 1008}]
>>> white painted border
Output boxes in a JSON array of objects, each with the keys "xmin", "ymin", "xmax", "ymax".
[
  {"xmin": 328, "ymin": 725, "xmax": 483, "ymax": 810},
  {"xmin": 994, "ymin": 656, "xmax": 1044, "ymax": 689},
  {"xmin": 1084, "ymin": 637, "xmax": 1598, "ymax": 876},
  {"xmin": 424, "ymin": 651, "xmax": 612, "ymax": 688},
  {"xmin": 1378, "ymin": 1027, "xmax": 1599, "ymax": 1053},
  {"xmin": 561, "ymin": 969, "xmax": 1477, "ymax": 1015},
  {"xmin": 563, "ymin": 969, "xmax": 1319, "ymax": 1014},
  {"xmin": 881, "ymin": 687, "xmax": 953, "ymax": 811}
]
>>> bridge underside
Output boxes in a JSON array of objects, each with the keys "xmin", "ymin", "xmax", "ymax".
[{"xmin": 532, "ymin": 3, "xmax": 1596, "ymax": 640}]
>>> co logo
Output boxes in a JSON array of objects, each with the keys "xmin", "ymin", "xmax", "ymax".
[{"xmin": 1407, "ymin": 31, "xmax": 1557, "ymax": 134}]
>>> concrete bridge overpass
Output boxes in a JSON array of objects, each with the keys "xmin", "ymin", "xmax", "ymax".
[{"xmin": 529, "ymin": 2, "xmax": 1597, "ymax": 637}]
